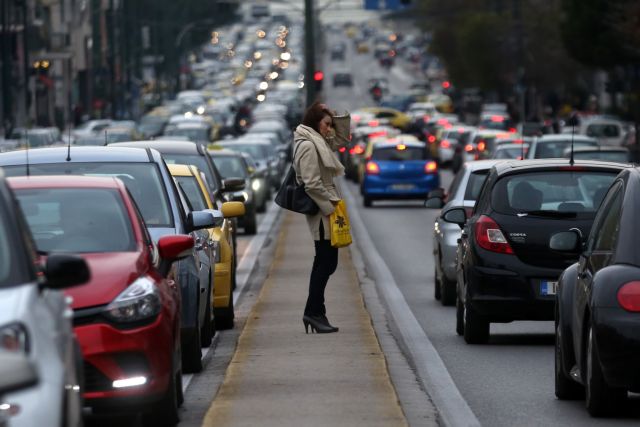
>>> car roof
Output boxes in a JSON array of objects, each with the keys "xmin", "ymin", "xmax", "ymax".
[
  {"xmin": 8, "ymin": 175, "xmax": 125, "ymax": 190},
  {"xmin": 0, "ymin": 146, "xmax": 160, "ymax": 165},
  {"xmin": 465, "ymin": 159, "xmax": 509, "ymax": 171},
  {"xmin": 492, "ymin": 159, "xmax": 629, "ymax": 176},
  {"xmin": 373, "ymin": 140, "xmax": 425, "ymax": 149},
  {"xmin": 110, "ymin": 140, "xmax": 203, "ymax": 155},
  {"xmin": 208, "ymin": 149, "xmax": 242, "ymax": 157},
  {"xmin": 167, "ymin": 163, "xmax": 196, "ymax": 177},
  {"xmin": 536, "ymin": 134, "xmax": 597, "ymax": 142}
]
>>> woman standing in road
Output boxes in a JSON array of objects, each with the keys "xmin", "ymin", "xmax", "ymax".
[{"xmin": 293, "ymin": 102, "xmax": 349, "ymax": 334}]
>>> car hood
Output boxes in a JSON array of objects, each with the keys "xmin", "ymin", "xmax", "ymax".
[{"xmin": 66, "ymin": 252, "xmax": 147, "ymax": 309}]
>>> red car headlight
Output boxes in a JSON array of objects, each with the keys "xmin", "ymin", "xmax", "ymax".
[{"xmin": 104, "ymin": 277, "xmax": 161, "ymax": 324}]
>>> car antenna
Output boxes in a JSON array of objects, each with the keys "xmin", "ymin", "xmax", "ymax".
[
  {"xmin": 66, "ymin": 120, "xmax": 72, "ymax": 162},
  {"xmin": 569, "ymin": 122, "xmax": 575, "ymax": 166},
  {"xmin": 25, "ymin": 127, "xmax": 30, "ymax": 177}
]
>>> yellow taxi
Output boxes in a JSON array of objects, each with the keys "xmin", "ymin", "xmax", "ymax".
[
  {"xmin": 168, "ymin": 164, "xmax": 245, "ymax": 330},
  {"xmin": 359, "ymin": 107, "xmax": 411, "ymax": 130}
]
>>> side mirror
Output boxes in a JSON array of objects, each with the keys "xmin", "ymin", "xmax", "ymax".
[
  {"xmin": 157, "ymin": 234, "xmax": 194, "ymax": 277},
  {"xmin": 425, "ymin": 197, "xmax": 444, "ymax": 209},
  {"xmin": 549, "ymin": 231, "xmax": 581, "ymax": 252},
  {"xmin": 187, "ymin": 210, "xmax": 223, "ymax": 231},
  {"xmin": 43, "ymin": 254, "xmax": 91, "ymax": 290},
  {"xmin": 441, "ymin": 207, "xmax": 467, "ymax": 227},
  {"xmin": 223, "ymin": 178, "xmax": 245, "ymax": 192},
  {"xmin": 221, "ymin": 201, "xmax": 246, "ymax": 218},
  {"xmin": 0, "ymin": 352, "xmax": 38, "ymax": 395}
]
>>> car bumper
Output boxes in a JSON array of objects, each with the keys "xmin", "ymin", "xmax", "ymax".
[
  {"xmin": 464, "ymin": 248, "xmax": 560, "ymax": 321},
  {"xmin": 593, "ymin": 307, "xmax": 640, "ymax": 391},
  {"xmin": 363, "ymin": 174, "xmax": 439, "ymax": 198},
  {"xmin": 75, "ymin": 314, "xmax": 173, "ymax": 409}
]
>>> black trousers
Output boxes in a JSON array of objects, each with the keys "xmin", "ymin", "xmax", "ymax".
[{"xmin": 304, "ymin": 221, "xmax": 338, "ymax": 316}]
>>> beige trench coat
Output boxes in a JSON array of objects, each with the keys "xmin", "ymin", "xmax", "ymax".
[{"xmin": 293, "ymin": 136, "xmax": 342, "ymax": 241}]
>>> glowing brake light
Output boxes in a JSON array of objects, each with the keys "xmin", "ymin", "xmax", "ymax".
[
  {"xmin": 423, "ymin": 115, "xmax": 431, "ymax": 122},
  {"xmin": 440, "ymin": 139, "xmax": 451, "ymax": 149},
  {"xmin": 396, "ymin": 144, "xmax": 406, "ymax": 151},
  {"xmin": 437, "ymin": 118, "xmax": 449, "ymax": 126},
  {"xmin": 428, "ymin": 135, "xmax": 436, "ymax": 144},
  {"xmin": 477, "ymin": 141, "xmax": 486, "ymax": 151},
  {"xmin": 490, "ymin": 115, "xmax": 505, "ymax": 122},
  {"xmin": 368, "ymin": 120, "xmax": 380, "ymax": 127},
  {"xmin": 349, "ymin": 145, "xmax": 365, "ymax": 155},
  {"xmin": 508, "ymin": 127, "xmax": 517, "ymax": 133},
  {"xmin": 464, "ymin": 144, "xmax": 474, "ymax": 152},
  {"xmin": 368, "ymin": 131, "xmax": 386, "ymax": 139},
  {"xmin": 618, "ymin": 281, "xmax": 640, "ymax": 312},
  {"xmin": 424, "ymin": 161, "xmax": 437, "ymax": 174},
  {"xmin": 339, "ymin": 147, "xmax": 346, "ymax": 153},
  {"xmin": 366, "ymin": 161, "xmax": 380, "ymax": 175},
  {"xmin": 475, "ymin": 215, "xmax": 514, "ymax": 254},
  {"xmin": 352, "ymin": 114, "xmax": 361, "ymax": 122}
]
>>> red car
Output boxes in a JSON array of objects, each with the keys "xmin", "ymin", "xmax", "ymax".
[{"xmin": 9, "ymin": 175, "xmax": 193, "ymax": 426}]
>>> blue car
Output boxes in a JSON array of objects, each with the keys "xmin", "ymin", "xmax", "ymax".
[{"xmin": 362, "ymin": 140, "xmax": 439, "ymax": 207}]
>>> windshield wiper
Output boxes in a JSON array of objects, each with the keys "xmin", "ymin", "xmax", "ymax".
[{"xmin": 518, "ymin": 210, "xmax": 577, "ymax": 218}]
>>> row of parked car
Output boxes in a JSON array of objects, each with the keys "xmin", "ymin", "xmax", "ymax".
[{"xmin": 425, "ymin": 154, "xmax": 640, "ymax": 417}]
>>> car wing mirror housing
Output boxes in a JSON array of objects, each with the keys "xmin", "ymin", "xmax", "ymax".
[
  {"xmin": 221, "ymin": 201, "xmax": 245, "ymax": 218},
  {"xmin": 157, "ymin": 234, "xmax": 194, "ymax": 277},
  {"xmin": 188, "ymin": 210, "xmax": 224, "ymax": 231},
  {"xmin": 223, "ymin": 178, "xmax": 245, "ymax": 192},
  {"xmin": 549, "ymin": 230, "xmax": 581, "ymax": 252},
  {"xmin": 441, "ymin": 207, "xmax": 467, "ymax": 228},
  {"xmin": 43, "ymin": 254, "xmax": 91, "ymax": 290}
]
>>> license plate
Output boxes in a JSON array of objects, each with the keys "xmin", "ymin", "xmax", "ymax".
[
  {"xmin": 540, "ymin": 280, "xmax": 558, "ymax": 296},
  {"xmin": 390, "ymin": 184, "xmax": 415, "ymax": 191}
]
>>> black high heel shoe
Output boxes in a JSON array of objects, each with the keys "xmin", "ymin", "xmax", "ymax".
[
  {"xmin": 320, "ymin": 315, "xmax": 339, "ymax": 332},
  {"xmin": 303, "ymin": 315, "xmax": 338, "ymax": 334}
]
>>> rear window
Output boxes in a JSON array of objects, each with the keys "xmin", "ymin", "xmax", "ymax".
[
  {"xmin": 2, "ymin": 162, "xmax": 173, "ymax": 228},
  {"xmin": 371, "ymin": 146, "xmax": 426, "ymax": 161},
  {"xmin": 15, "ymin": 188, "xmax": 135, "ymax": 253},
  {"xmin": 494, "ymin": 146, "xmax": 528, "ymax": 159},
  {"xmin": 533, "ymin": 140, "xmax": 598, "ymax": 158},
  {"xmin": 212, "ymin": 156, "xmax": 248, "ymax": 179},
  {"xmin": 491, "ymin": 171, "xmax": 617, "ymax": 218},
  {"xmin": 464, "ymin": 170, "xmax": 489, "ymax": 201},
  {"xmin": 586, "ymin": 124, "xmax": 620, "ymax": 138}
]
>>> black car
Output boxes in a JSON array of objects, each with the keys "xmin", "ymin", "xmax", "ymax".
[
  {"xmin": 553, "ymin": 167, "xmax": 640, "ymax": 416},
  {"xmin": 209, "ymin": 149, "xmax": 259, "ymax": 234},
  {"xmin": 444, "ymin": 160, "xmax": 628, "ymax": 344}
]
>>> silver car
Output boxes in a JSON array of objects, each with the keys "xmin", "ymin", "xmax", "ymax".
[
  {"xmin": 426, "ymin": 160, "xmax": 503, "ymax": 305},
  {"xmin": 0, "ymin": 171, "xmax": 89, "ymax": 427}
]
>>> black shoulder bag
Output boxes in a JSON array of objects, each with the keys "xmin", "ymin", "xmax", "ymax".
[{"xmin": 275, "ymin": 141, "xmax": 320, "ymax": 215}]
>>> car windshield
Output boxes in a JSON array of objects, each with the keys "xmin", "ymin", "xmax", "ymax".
[
  {"xmin": 464, "ymin": 170, "xmax": 489, "ymax": 201},
  {"xmin": 162, "ymin": 154, "xmax": 218, "ymax": 192},
  {"xmin": 2, "ymin": 163, "xmax": 173, "ymax": 227},
  {"xmin": 15, "ymin": 188, "xmax": 135, "ymax": 253},
  {"xmin": 572, "ymin": 151, "xmax": 628, "ymax": 163},
  {"xmin": 371, "ymin": 146, "xmax": 426, "ymax": 161},
  {"xmin": 491, "ymin": 171, "xmax": 617, "ymax": 218},
  {"xmin": 534, "ymin": 140, "xmax": 598, "ymax": 158},
  {"xmin": 212, "ymin": 156, "xmax": 248, "ymax": 179},
  {"xmin": 174, "ymin": 176, "xmax": 208, "ymax": 211}
]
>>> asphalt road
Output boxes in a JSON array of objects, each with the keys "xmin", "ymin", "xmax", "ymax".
[{"xmin": 322, "ymin": 25, "xmax": 640, "ymax": 426}]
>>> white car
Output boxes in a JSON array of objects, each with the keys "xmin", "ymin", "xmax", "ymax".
[
  {"xmin": 527, "ymin": 134, "xmax": 599, "ymax": 159},
  {"xmin": 72, "ymin": 119, "xmax": 112, "ymax": 140},
  {"xmin": 0, "ymin": 171, "xmax": 89, "ymax": 427}
]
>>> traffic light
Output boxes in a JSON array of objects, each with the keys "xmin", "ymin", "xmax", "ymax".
[{"xmin": 314, "ymin": 71, "xmax": 324, "ymax": 92}]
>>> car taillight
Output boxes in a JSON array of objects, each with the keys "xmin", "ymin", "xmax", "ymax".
[
  {"xmin": 350, "ymin": 145, "xmax": 364, "ymax": 155},
  {"xmin": 440, "ymin": 139, "xmax": 451, "ymax": 149},
  {"xmin": 617, "ymin": 281, "xmax": 640, "ymax": 312},
  {"xmin": 369, "ymin": 119, "xmax": 380, "ymax": 126},
  {"xmin": 428, "ymin": 135, "xmax": 436, "ymax": 144},
  {"xmin": 464, "ymin": 144, "xmax": 474, "ymax": 152},
  {"xmin": 366, "ymin": 161, "xmax": 380, "ymax": 174},
  {"xmin": 424, "ymin": 161, "xmax": 437, "ymax": 174},
  {"xmin": 477, "ymin": 141, "xmax": 486, "ymax": 151},
  {"xmin": 475, "ymin": 215, "xmax": 514, "ymax": 254},
  {"xmin": 339, "ymin": 147, "xmax": 346, "ymax": 153}
]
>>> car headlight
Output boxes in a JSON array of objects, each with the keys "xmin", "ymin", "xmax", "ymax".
[
  {"xmin": 0, "ymin": 323, "xmax": 29, "ymax": 353},
  {"xmin": 104, "ymin": 277, "xmax": 161, "ymax": 324},
  {"xmin": 251, "ymin": 179, "xmax": 261, "ymax": 191}
]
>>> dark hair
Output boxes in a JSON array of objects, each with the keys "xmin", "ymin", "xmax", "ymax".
[{"xmin": 301, "ymin": 101, "xmax": 333, "ymax": 133}]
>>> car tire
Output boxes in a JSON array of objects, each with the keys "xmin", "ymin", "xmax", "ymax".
[
  {"xmin": 200, "ymin": 281, "xmax": 214, "ymax": 347},
  {"xmin": 555, "ymin": 322, "xmax": 584, "ymax": 400},
  {"xmin": 142, "ymin": 358, "xmax": 180, "ymax": 427},
  {"xmin": 363, "ymin": 196, "xmax": 372, "ymax": 207},
  {"xmin": 440, "ymin": 276, "xmax": 456, "ymax": 306},
  {"xmin": 463, "ymin": 299, "xmax": 489, "ymax": 344},
  {"xmin": 456, "ymin": 296, "xmax": 464, "ymax": 336},
  {"xmin": 585, "ymin": 324, "xmax": 625, "ymax": 416},
  {"xmin": 434, "ymin": 266, "xmax": 441, "ymax": 300},
  {"xmin": 216, "ymin": 292, "xmax": 235, "ymax": 330},
  {"xmin": 245, "ymin": 210, "xmax": 257, "ymax": 235}
]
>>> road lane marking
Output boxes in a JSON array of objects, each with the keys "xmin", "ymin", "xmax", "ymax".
[{"xmin": 342, "ymin": 180, "xmax": 480, "ymax": 427}]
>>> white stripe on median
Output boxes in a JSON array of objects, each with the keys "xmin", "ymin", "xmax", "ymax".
[{"xmin": 342, "ymin": 181, "xmax": 480, "ymax": 427}]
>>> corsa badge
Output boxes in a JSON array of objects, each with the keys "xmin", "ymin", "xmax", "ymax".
[{"xmin": 509, "ymin": 232, "xmax": 526, "ymax": 243}]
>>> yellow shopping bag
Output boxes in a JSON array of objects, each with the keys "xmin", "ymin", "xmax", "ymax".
[{"xmin": 330, "ymin": 200, "xmax": 352, "ymax": 248}]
